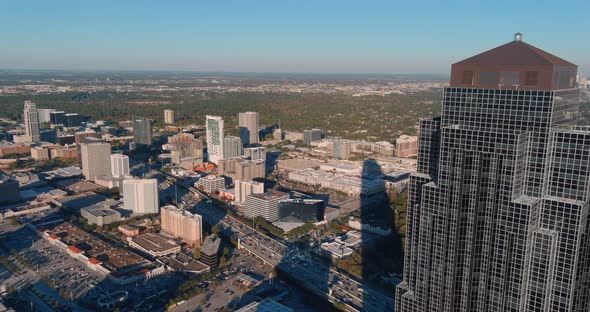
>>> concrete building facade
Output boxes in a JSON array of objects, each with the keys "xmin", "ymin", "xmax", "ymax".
[
  {"xmin": 234, "ymin": 179, "xmax": 264, "ymax": 204},
  {"xmin": 122, "ymin": 179, "xmax": 159, "ymax": 214},
  {"xmin": 395, "ymin": 135, "xmax": 418, "ymax": 158},
  {"xmin": 23, "ymin": 101, "xmax": 40, "ymax": 143},
  {"xmin": 110, "ymin": 154, "xmax": 130, "ymax": 178},
  {"xmin": 160, "ymin": 205, "xmax": 203, "ymax": 245},
  {"xmin": 223, "ymin": 136, "xmax": 243, "ymax": 159},
  {"xmin": 80, "ymin": 141, "xmax": 112, "ymax": 181},
  {"xmin": 238, "ymin": 112, "xmax": 259, "ymax": 145},
  {"xmin": 206, "ymin": 116, "xmax": 224, "ymax": 164},
  {"xmin": 164, "ymin": 109, "xmax": 175, "ymax": 124},
  {"xmin": 244, "ymin": 190, "xmax": 289, "ymax": 222}
]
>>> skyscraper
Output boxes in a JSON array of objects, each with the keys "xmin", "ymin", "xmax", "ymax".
[
  {"xmin": 133, "ymin": 115, "xmax": 153, "ymax": 150},
  {"xmin": 206, "ymin": 115, "xmax": 224, "ymax": 164},
  {"xmin": 122, "ymin": 179, "xmax": 159, "ymax": 214},
  {"xmin": 332, "ymin": 139, "xmax": 351, "ymax": 159},
  {"xmin": 111, "ymin": 154, "xmax": 130, "ymax": 178},
  {"xmin": 23, "ymin": 101, "xmax": 40, "ymax": 143},
  {"xmin": 80, "ymin": 141, "xmax": 112, "ymax": 181},
  {"xmin": 396, "ymin": 34, "xmax": 587, "ymax": 312},
  {"xmin": 223, "ymin": 136, "xmax": 243, "ymax": 159},
  {"xmin": 164, "ymin": 109, "xmax": 175, "ymax": 124},
  {"xmin": 37, "ymin": 108, "xmax": 56, "ymax": 124},
  {"xmin": 303, "ymin": 128, "xmax": 322, "ymax": 145},
  {"xmin": 239, "ymin": 112, "xmax": 259, "ymax": 145}
]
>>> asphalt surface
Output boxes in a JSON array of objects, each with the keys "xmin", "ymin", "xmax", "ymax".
[{"xmin": 164, "ymin": 170, "xmax": 395, "ymax": 312}]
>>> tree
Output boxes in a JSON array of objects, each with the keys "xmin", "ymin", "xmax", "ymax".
[
  {"xmin": 211, "ymin": 225, "xmax": 220, "ymax": 236},
  {"xmin": 219, "ymin": 256, "xmax": 227, "ymax": 267},
  {"xmin": 194, "ymin": 247, "xmax": 201, "ymax": 259},
  {"xmin": 223, "ymin": 247, "xmax": 229, "ymax": 257}
]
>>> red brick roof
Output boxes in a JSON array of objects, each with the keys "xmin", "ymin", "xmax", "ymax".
[
  {"xmin": 454, "ymin": 40, "xmax": 575, "ymax": 67},
  {"xmin": 88, "ymin": 258, "xmax": 102, "ymax": 264},
  {"xmin": 68, "ymin": 245, "xmax": 83, "ymax": 253}
]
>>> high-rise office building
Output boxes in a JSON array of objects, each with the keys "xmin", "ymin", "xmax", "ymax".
[
  {"xmin": 235, "ymin": 179, "xmax": 264, "ymax": 203},
  {"xmin": 0, "ymin": 174, "xmax": 20, "ymax": 204},
  {"xmin": 244, "ymin": 146, "xmax": 266, "ymax": 161},
  {"xmin": 49, "ymin": 111, "xmax": 88, "ymax": 127},
  {"xmin": 206, "ymin": 115, "xmax": 224, "ymax": 164},
  {"xmin": 122, "ymin": 179, "xmax": 159, "ymax": 214},
  {"xmin": 164, "ymin": 109, "xmax": 175, "ymax": 124},
  {"xmin": 303, "ymin": 129, "xmax": 323, "ymax": 145},
  {"xmin": 396, "ymin": 34, "xmax": 587, "ymax": 312},
  {"xmin": 244, "ymin": 190, "xmax": 289, "ymax": 222},
  {"xmin": 23, "ymin": 101, "xmax": 40, "ymax": 143},
  {"xmin": 223, "ymin": 136, "xmax": 243, "ymax": 159},
  {"xmin": 239, "ymin": 112, "xmax": 259, "ymax": 145},
  {"xmin": 80, "ymin": 141, "xmax": 112, "ymax": 181},
  {"xmin": 164, "ymin": 133, "xmax": 204, "ymax": 169},
  {"xmin": 132, "ymin": 115, "xmax": 153, "ymax": 150},
  {"xmin": 37, "ymin": 108, "xmax": 56, "ymax": 124},
  {"xmin": 277, "ymin": 198, "xmax": 325, "ymax": 223},
  {"xmin": 111, "ymin": 154, "xmax": 130, "ymax": 178},
  {"xmin": 332, "ymin": 139, "xmax": 351, "ymax": 159},
  {"xmin": 161, "ymin": 205, "xmax": 203, "ymax": 245}
]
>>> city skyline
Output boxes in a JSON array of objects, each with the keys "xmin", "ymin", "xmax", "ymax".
[{"xmin": 2, "ymin": 1, "xmax": 589, "ymax": 75}]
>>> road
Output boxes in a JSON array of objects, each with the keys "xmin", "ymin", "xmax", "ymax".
[{"xmin": 157, "ymin": 169, "xmax": 395, "ymax": 312}]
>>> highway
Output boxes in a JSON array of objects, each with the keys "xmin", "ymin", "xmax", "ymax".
[{"xmin": 156, "ymin": 169, "xmax": 395, "ymax": 312}]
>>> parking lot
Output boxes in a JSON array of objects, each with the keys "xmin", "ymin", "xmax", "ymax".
[{"xmin": 1, "ymin": 223, "xmax": 107, "ymax": 301}]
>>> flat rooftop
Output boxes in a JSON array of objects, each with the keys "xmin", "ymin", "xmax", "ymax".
[
  {"xmin": 47, "ymin": 222, "xmax": 148, "ymax": 271},
  {"xmin": 131, "ymin": 233, "xmax": 179, "ymax": 253},
  {"xmin": 200, "ymin": 234, "xmax": 221, "ymax": 256},
  {"xmin": 236, "ymin": 299, "xmax": 293, "ymax": 312},
  {"xmin": 82, "ymin": 204, "xmax": 119, "ymax": 218}
]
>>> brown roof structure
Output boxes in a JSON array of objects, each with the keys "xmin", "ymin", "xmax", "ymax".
[{"xmin": 450, "ymin": 33, "xmax": 577, "ymax": 90}]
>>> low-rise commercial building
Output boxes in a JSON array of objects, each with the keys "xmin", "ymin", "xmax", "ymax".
[
  {"xmin": 320, "ymin": 241, "xmax": 353, "ymax": 259},
  {"xmin": 289, "ymin": 169, "xmax": 386, "ymax": 196},
  {"xmin": 128, "ymin": 233, "xmax": 181, "ymax": 257},
  {"xmin": 31, "ymin": 146, "xmax": 50, "ymax": 160},
  {"xmin": 118, "ymin": 224, "xmax": 140, "ymax": 237},
  {"xmin": 81, "ymin": 203, "xmax": 122, "ymax": 226},
  {"xmin": 0, "ymin": 141, "xmax": 31, "ymax": 157},
  {"xmin": 371, "ymin": 141, "xmax": 394, "ymax": 156}
]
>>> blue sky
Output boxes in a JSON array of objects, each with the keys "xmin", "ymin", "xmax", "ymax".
[{"xmin": 1, "ymin": 0, "xmax": 589, "ymax": 75}]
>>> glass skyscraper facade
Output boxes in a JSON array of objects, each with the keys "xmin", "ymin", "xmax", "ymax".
[{"xmin": 396, "ymin": 35, "xmax": 589, "ymax": 312}]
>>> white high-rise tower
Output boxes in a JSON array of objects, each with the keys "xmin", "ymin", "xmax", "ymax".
[
  {"xmin": 111, "ymin": 154, "xmax": 130, "ymax": 178},
  {"xmin": 206, "ymin": 116, "xmax": 224, "ymax": 164},
  {"xmin": 23, "ymin": 101, "xmax": 40, "ymax": 143}
]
